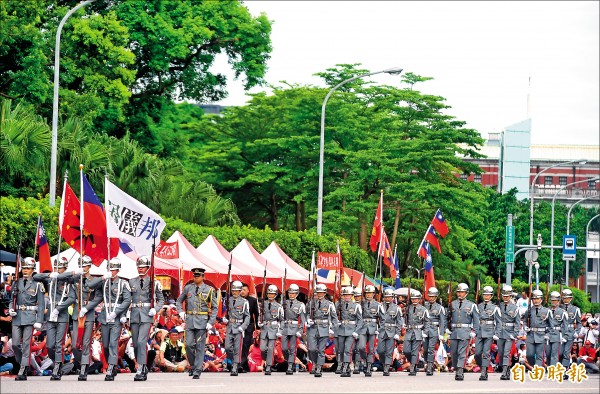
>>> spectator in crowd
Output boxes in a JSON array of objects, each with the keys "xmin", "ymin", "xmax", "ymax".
[
  {"xmin": 272, "ymin": 337, "xmax": 288, "ymax": 372},
  {"xmin": 240, "ymin": 283, "xmax": 259, "ymax": 373},
  {"xmin": 203, "ymin": 343, "xmax": 224, "ymax": 372},
  {"xmin": 516, "ymin": 291, "xmax": 529, "ymax": 316},
  {"xmin": 247, "ymin": 332, "xmax": 263, "ymax": 372},
  {"xmin": 148, "ymin": 328, "xmax": 167, "ymax": 371},
  {"xmin": 392, "ymin": 341, "xmax": 409, "ymax": 371},
  {"xmin": 434, "ymin": 341, "xmax": 449, "ymax": 372},
  {"xmin": 158, "ymin": 328, "xmax": 188, "ymax": 372},
  {"xmin": 570, "ymin": 342, "xmax": 581, "ymax": 364},
  {"xmin": 294, "ymin": 338, "xmax": 308, "ymax": 372},
  {"xmin": 0, "ymin": 282, "xmax": 13, "ymax": 336},
  {"xmin": 517, "ymin": 343, "xmax": 532, "ymax": 371},
  {"xmin": 88, "ymin": 329, "xmax": 104, "ymax": 375},
  {"xmin": 30, "ymin": 332, "xmax": 53, "ymax": 376},
  {"xmin": 1, "ymin": 334, "xmax": 15, "ymax": 376},
  {"xmin": 583, "ymin": 320, "xmax": 599, "ymax": 345},
  {"xmin": 322, "ymin": 337, "xmax": 337, "ymax": 372},
  {"xmin": 578, "ymin": 340, "xmax": 599, "ymax": 374},
  {"xmin": 464, "ymin": 345, "xmax": 480, "ymax": 373}
]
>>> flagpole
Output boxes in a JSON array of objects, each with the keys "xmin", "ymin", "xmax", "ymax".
[
  {"xmin": 79, "ymin": 164, "xmax": 85, "ymax": 312},
  {"xmin": 56, "ymin": 170, "xmax": 68, "ymax": 259},
  {"xmin": 33, "ymin": 214, "xmax": 41, "ymax": 262},
  {"xmin": 105, "ymin": 173, "xmax": 111, "ymax": 269},
  {"xmin": 377, "ymin": 225, "xmax": 384, "ymax": 300}
]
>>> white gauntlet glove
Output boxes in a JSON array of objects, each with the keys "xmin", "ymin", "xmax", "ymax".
[
  {"xmin": 493, "ymin": 335, "xmax": 499, "ymax": 341},
  {"xmin": 148, "ymin": 308, "xmax": 156, "ymax": 317},
  {"xmin": 50, "ymin": 309, "xmax": 59, "ymax": 321},
  {"xmin": 296, "ymin": 331, "xmax": 302, "ymax": 338},
  {"xmin": 276, "ymin": 332, "xmax": 282, "ymax": 338},
  {"xmin": 8, "ymin": 309, "xmax": 17, "ymax": 317},
  {"xmin": 179, "ymin": 312, "xmax": 186, "ymax": 320},
  {"xmin": 438, "ymin": 335, "xmax": 444, "ymax": 341},
  {"xmin": 120, "ymin": 316, "xmax": 127, "ymax": 324},
  {"xmin": 238, "ymin": 327, "xmax": 245, "ymax": 335},
  {"xmin": 469, "ymin": 331, "xmax": 476, "ymax": 339},
  {"xmin": 108, "ymin": 311, "xmax": 117, "ymax": 321},
  {"xmin": 221, "ymin": 317, "xmax": 228, "ymax": 324},
  {"xmin": 422, "ymin": 332, "xmax": 428, "ymax": 338},
  {"xmin": 328, "ymin": 329, "xmax": 334, "ymax": 336},
  {"xmin": 352, "ymin": 332, "xmax": 359, "ymax": 339},
  {"xmin": 49, "ymin": 272, "xmax": 59, "ymax": 279},
  {"xmin": 257, "ymin": 321, "xmax": 264, "ymax": 328},
  {"xmin": 375, "ymin": 330, "xmax": 379, "ymax": 335},
  {"xmin": 33, "ymin": 322, "xmax": 42, "ymax": 330},
  {"xmin": 206, "ymin": 323, "xmax": 213, "ymax": 331},
  {"xmin": 524, "ymin": 326, "xmax": 531, "ymax": 333},
  {"xmin": 74, "ymin": 268, "xmax": 84, "ymax": 276},
  {"xmin": 393, "ymin": 334, "xmax": 400, "ymax": 341},
  {"xmin": 445, "ymin": 328, "xmax": 452, "ymax": 335},
  {"xmin": 306, "ymin": 319, "xmax": 314, "ymax": 327},
  {"xmin": 103, "ymin": 272, "xmax": 111, "ymax": 280},
  {"xmin": 79, "ymin": 307, "xmax": 88, "ymax": 318}
]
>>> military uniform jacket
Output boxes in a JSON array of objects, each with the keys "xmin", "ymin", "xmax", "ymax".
[
  {"xmin": 358, "ymin": 299, "xmax": 380, "ymax": 335},
  {"xmin": 128, "ymin": 275, "xmax": 165, "ymax": 324},
  {"xmin": 377, "ymin": 302, "xmax": 403, "ymax": 339},
  {"xmin": 476, "ymin": 302, "xmax": 501, "ymax": 338},
  {"xmin": 33, "ymin": 273, "xmax": 77, "ymax": 323},
  {"xmin": 176, "ymin": 282, "xmax": 218, "ymax": 330},
  {"xmin": 308, "ymin": 298, "xmax": 339, "ymax": 337},
  {"xmin": 448, "ymin": 299, "xmax": 480, "ymax": 340},
  {"xmin": 98, "ymin": 276, "xmax": 132, "ymax": 324},
  {"xmin": 497, "ymin": 302, "xmax": 520, "ymax": 339},
  {"xmin": 60, "ymin": 273, "xmax": 103, "ymax": 322},
  {"xmin": 548, "ymin": 307, "xmax": 568, "ymax": 343},
  {"xmin": 336, "ymin": 301, "xmax": 363, "ymax": 336},
  {"xmin": 423, "ymin": 301, "xmax": 446, "ymax": 337},
  {"xmin": 404, "ymin": 304, "xmax": 430, "ymax": 340},
  {"xmin": 226, "ymin": 296, "xmax": 250, "ymax": 334},
  {"xmin": 260, "ymin": 299, "xmax": 283, "ymax": 339},
  {"xmin": 10, "ymin": 277, "xmax": 45, "ymax": 326},
  {"xmin": 561, "ymin": 304, "xmax": 581, "ymax": 340},
  {"xmin": 523, "ymin": 305, "xmax": 554, "ymax": 343},
  {"xmin": 281, "ymin": 298, "xmax": 306, "ymax": 336}
]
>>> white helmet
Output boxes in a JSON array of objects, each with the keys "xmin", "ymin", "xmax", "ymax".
[
  {"xmin": 315, "ymin": 284, "xmax": 327, "ymax": 293},
  {"xmin": 136, "ymin": 255, "xmax": 151, "ymax": 268},
  {"xmin": 456, "ymin": 283, "xmax": 469, "ymax": 293},
  {"xmin": 288, "ymin": 284, "xmax": 299, "ymax": 293},
  {"xmin": 267, "ymin": 284, "xmax": 278, "ymax": 295},
  {"xmin": 22, "ymin": 257, "xmax": 36, "ymax": 269},
  {"xmin": 364, "ymin": 285, "xmax": 376, "ymax": 293},
  {"xmin": 428, "ymin": 287, "xmax": 439, "ymax": 298},
  {"xmin": 79, "ymin": 255, "xmax": 92, "ymax": 267},
  {"xmin": 550, "ymin": 291, "xmax": 561, "ymax": 301},
  {"xmin": 482, "ymin": 286, "xmax": 494, "ymax": 295},
  {"xmin": 561, "ymin": 289, "xmax": 573, "ymax": 298},
  {"xmin": 501, "ymin": 284, "xmax": 513, "ymax": 297},
  {"xmin": 353, "ymin": 288, "xmax": 362, "ymax": 297},
  {"xmin": 341, "ymin": 286, "xmax": 353, "ymax": 295},
  {"xmin": 54, "ymin": 256, "xmax": 69, "ymax": 270},
  {"xmin": 410, "ymin": 290, "xmax": 422, "ymax": 299},
  {"xmin": 231, "ymin": 281, "xmax": 243, "ymax": 291},
  {"xmin": 531, "ymin": 289, "xmax": 543, "ymax": 299},
  {"xmin": 108, "ymin": 258, "xmax": 121, "ymax": 271},
  {"xmin": 383, "ymin": 288, "xmax": 394, "ymax": 298}
]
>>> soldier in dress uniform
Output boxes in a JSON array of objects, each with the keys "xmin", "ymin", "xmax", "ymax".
[
  {"xmin": 351, "ymin": 287, "xmax": 363, "ymax": 374},
  {"xmin": 474, "ymin": 286, "xmax": 500, "ymax": 381},
  {"xmin": 176, "ymin": 267, "xmax": 218, "ymax": 379},
  {"xmin": 306, "ymin": 283, "xmax": 339, "ymax": 378},
  {"xmin": 32, "ymin": 256, "xmax": 76, "ymax": 380},
  {"xmin": 447, "ymin": 282, "xmax": 479, "ymax": 381},
  {"xmin": 336, "ymin": 286, "xmax": 363, "ymax": 377},
  {"xmin": 281, "ymin": 283, "xmax": 306, "ymax": 375},
  {"xmin": 98, "ymin": 258, "xmax": 132, "ymax": 381},
  {"xmin": 357, "ymin": 285, "xmax": 379, "ymax": 377},
  {"xmin": 523, "ymin": 289, "xmax": 554, "ymax": 367},
  {"xmin": 560, "ymin": 288, "xmax": 581, "ymax": 372},
  {"xmin": 496, "ymin": 284, "xmax": 520, "ymax": 380},
  {"xmin": 377, "ymin": 288, "xmax": 403, "ymax": 377},
  {"xmin": 9, "ymin": 257, "xmax": 45, "ymax": 381},
  {"xmin": 129, "ymin": 255, "xmax": 165, "ymax": 381},
  {"xmin": 546, "ymin": 291, "xmax": 568, "ymax": 367},
  {"xmin": 404, "ymin": 290, "xmax": 430, "ymax": 376},
  {"xmin": 259, "ymin": 284, "xmax": 283, "ymax": 375},
  {"xmin": 58, "ymin": 255, "xmax": 103, "ymax": 381},
  {"xmin": 423, "ymin": 287, "xmax": 446, "ymax": 376},
  {"xmin": 222, "ymin": 280, "xmax": 249, "ymax": 376}
]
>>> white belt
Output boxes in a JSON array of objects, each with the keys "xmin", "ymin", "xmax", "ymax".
[
  {"xmin": 341, "ymin": 320, "xmax": 356, "ymax": 325},
  {"xmin": 431, "ymin": 322, "xmax": 440, "ymax": 326},
  {"xmin": 407, "ymin": 324, "xmax": 423, "ymax": 329},
  {"xmin": 453, "ymin": 323, "xmax": 472, "ymax": 328},
  {"xmin": 363, "ymin": 318, "xmax": 377, "ymax": 323},
  {"xmin": 532, "ymin": 328, "xmax": 546, "ymax": 332},
  {"xmin": 553, "ymin": 327, "xmax": 561, "ymax": 331},
  {"xmin": 285, "ymin": 321, "xmax": 299, "ymax": 325},
  {"xmin": 105, "ymin": 303, "xmax": 121, "ymax": 308},
  {"xmin": 384, "ymin": 323, "xmax": 396, "ymax": 327},
  {"xmin": 17, "ymin": 305, "xmax": 38, "ymax": 311},
  {"xmin": 482, "ymin": 321, "xmax": 495, "ymax": 325},
  {"xmin": 132, "ymin": 302, "xmax": 151, "ymax": 308},
  {"xmin": 502, "ymin": 323, "xmax": 515, "ymax": 327},
  {"xmin": 315, "ymin": 319, "xmax": 329, "ymax": 324},
  {"xmin": 267, "ymin": 321, "xmax": 279, "ymax": 326}
]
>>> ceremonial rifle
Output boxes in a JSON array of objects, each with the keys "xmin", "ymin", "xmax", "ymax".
[
  {"xmin": 497, "ymin": 268, "xmax": 502, "ymax": 307},
  {"xmin": 12, "ymin": 238, "xmax": 22, "ymax": 312},
  {"xmin": 282, "ymin": 266, "xmax": 287, "ymax": 320},
  {"xmin": 447, "ymin": 276, "xmax": 453, "ymax": 331},
  {"xmin": 226, "ymin": 255, "xmax": 232, "ymax": 320},
  {"xmin": 150, "ymin": 238, "xmax": 156, "ymax": 309},
  {"xmin": 260, "ymin": 258, "xmax": 267, "ymax": 325}
]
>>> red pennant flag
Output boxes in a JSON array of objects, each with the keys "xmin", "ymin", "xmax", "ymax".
[
  {"xmin": 378, "ymin": 230, "xmax": 397, "ymax": 279},
  {"xmin": 369, "ymin": 192, "xmax": 383, "ymax": 252}
]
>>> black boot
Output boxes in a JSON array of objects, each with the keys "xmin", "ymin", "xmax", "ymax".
[
  {"xmin": 353, "ymin": 361, "xmax": 361, "ymax": 374},
  {"xmin": 426, "ymin": 361, "xmax": 434, "ymax": 376},
  {"xmin": 142, "ymin": 364, "xmax": 148, "ymax": 381},
  {"xmin": 314, "ymin": 365, "xmax": 322, "ymax": 378},
  {"xmin": 364, "ymin": 362, "xmax": 372, "ymax": 377},
  {"xmin": 286, "ymin": 362, "xmax": 294, "ymax": 375},
  {"xmin": 50, "ymin": 361, "xmax": 63, "ymax": 380},
  {"xmin": 383, "ymin": 364, "xmax": 390, "ymax": 376},
  {"xmin": 455, "ymin": 367, "xmax": 464, "ymax": 381},
  {"xmin": 340, "ymin": 362, "xmax": 349, "ymax": 377},
  {"xmin": 335, "ymin": 362, "xmax": 343, "ymax": 374},
  {"xmin": 230, "ymin": 363, "xmax": 238, "ymax": 376},
  {"xmin": 500, "ymin": 365, "xmax": 510, "ymax": 380},
  {"xmin": 134, "ymin": 364, "xmax": 145, "ymax": 381},
  {"xmin": 409, "ymin": 363, "xmax": 417, "ymax": 376},
  {"xmin": 479, "ymin": 368, "xmax": 488, "ymax": 381},
  {"xmin": 265, "ymin": 365, "xmax": 272, "ymax": 375},
  {"xmin": 78, "ymin": 364, "xmax": 88, "ymax": 381},
  {"xmin": 105, "ymin": 365, "xmax": 115, "ymax": 381},
  {"xmin": 192, "ymin": 369, "xmax": 200, "ymax": 379},
  {"xmin": 15, "ymin": 366, "xmax": 28, "ymax": 381}
]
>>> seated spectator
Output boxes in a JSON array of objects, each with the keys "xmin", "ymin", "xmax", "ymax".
[
  {"xmin": 1, "ymin": 334, "xmax": 15, "ymax": 376},
  {"xmin": 464, "ymin": 345, "xmax": 480, "ymax": 373},
  {"xmin": 159, "ymin": 328, "xmax": 188, "ymax": 372},
  {"xmin": 294, "ymin": 338, "xmax": 308, "ymax": 372},
  {"xmin": 517, "ymin": 343, "xmax": 533, "ymax": 371},
  {"xmin": 30, "ymin": 332, "xmax": 53, "ymax": 376},
  {"xmin": 272, "ymin": 337, "xmax": 287, "ymax": 372},
  {"xmin": 392, "ymin": 341, "xmax": 409, "ymax": 371},
  {"xmin": 570, "ymin": 343, "xmax": 580, "ymax": 364},
  {"xmin": 322, "ymin": 338, "xmax": 337, "ymax": 372},
  {"xmin": 248, "ymin": 334, "xmax": 263, "ymax": 372},
  {"xmin": 434, "ymin": 341, "xmax": 449, "ymax": 372},
  {"xmin": 203, "ymin": 343, "xmax": 224, "ymax": 372},
  {"xmin": 578, "ymin": 340, "xmax": 599, "ymax": 374},
  {"xmin": 88, "ymin": 329, "xmax": 104, "ymax": 375},
  {"xmin": 148, "ymin": 329, "xmax": 167, "ymax": 371}
]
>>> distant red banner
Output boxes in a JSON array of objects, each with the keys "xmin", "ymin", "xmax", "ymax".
[
  {"xmin": 154, "ymin": 241, "xmax": 179, "ymax": 259},
  {"xmin": 317, "ymin": 252, "xmax": 341, "ymax": 270}
]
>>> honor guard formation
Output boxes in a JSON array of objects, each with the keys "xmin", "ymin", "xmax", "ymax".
[{"xmin": 1, "ymin": 257, "xmax": 599, "ymax": 382}]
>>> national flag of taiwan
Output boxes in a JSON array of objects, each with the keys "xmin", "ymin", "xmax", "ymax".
[
  {"xmin": 417, "ymin": 239, "xmax": 428, "ymax": 259},
  {"xmin": 393, "ymin": 249, "xmax": 402, "ymax": 289},
  {"xmin": 424, "ymin": 225, "xmax": 441, "ymax": 253},
  {"xmin": 423, "ymin": 243, "xmax": 436, "ymax": 301},
  {"xmin": 378, "ymin": 231, "xmax": 397, "ymax": 279},
  {"xmin": 431, "ymin": 209, "xmax": 449, "ymax": 238},
  {"xmin": 35, "ymin": 216, "xmax": 52, "ymax": 273},
  {"xmin": 369, "ymin": 192, "xmax": 383, "ymax": 252}
]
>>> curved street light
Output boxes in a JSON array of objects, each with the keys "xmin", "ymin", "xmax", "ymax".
[
  {"xmin": 567, "ymin": 195, "xmax": 600, "ymax": 235},
  {"xmin": 316, "ymin": 67, "xmax": 403, "ymax": 235}
]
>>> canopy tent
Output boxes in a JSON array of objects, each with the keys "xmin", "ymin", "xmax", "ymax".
[
  {"xmin": 0, "ymin": 250, "xmax": 17, "ymax": 264},
  {"xmin": 196, "ymin": 235, "xmax": 253, "ymax": 287},
  {"xmin": 260, "ymin": 242, "xmax": 306, "ymax": 281},
  {"xmin": 317, "ymin": 267, "xmax": 376, "ymax": 289}
]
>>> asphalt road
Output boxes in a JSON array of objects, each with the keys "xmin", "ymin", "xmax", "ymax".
[{"xmin": 1, "ymin": 371, "xmax": 598, "ymax": 393}]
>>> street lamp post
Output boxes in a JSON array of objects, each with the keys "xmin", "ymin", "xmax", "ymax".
[
  {"xmin": 316, "ymin": 67, "xmax": 403, "ymax": 235},
  {"xmin": 586, "ymin": 214, "xmax": 600, "ymax": 302},
  {"xmin": 529, "ymin": 159, "xmax": 586, "ymax": 245},
  {"xmin": 407, "ymin": 265, "xmax": 422, "ymax": 279},
  {"xmin": 49, "ymin": 0, "xmax": 96, "ymax": 207},
  {"xmin": 550, "ymin": 176, "xmax": 600, "ymax": 285},
  {"xmin": 567, "ymin": 195, "xmax": 600, "ymax": 234}
]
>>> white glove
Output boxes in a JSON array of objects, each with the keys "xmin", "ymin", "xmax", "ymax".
[
  {"xmin": 8, "ymin": 309, "xmax": 17, "ymax": 317},
  {"xmin": 148, "ymin": 308, "xmax": 156, "ymax": 317},
  {"xmin": 238, "ymin": 327, "xmax": 244, "ymax": 334},
  {"xmin": 445, "ymin": 329, "xmax": 452, "ymax": 335},
  {"xmin": 375, "ymin": 330, "xmax": 379, "ymax": 335},
  {"xmin": 328, "ymin": 329, "xmax": 334, "ymax": 336},
  {"xmin": 103, "ymin": 271, "xmax": 111, "ymax": 280},
  {"xmin": 352, "ymin": 332, "xmax": 359, "ymax": 339},
  {"xmin": 561, "ymin": 337, "xmax": 567, "ymax": 343},
  {"xmin": 493, "ymin": 335, "xmax": 499, "ymax": 341},
  {"xmin": 50, "ymin": 309, "xmax": 59, "ymax": 321},
  {"xmin": 393, "ymin": 334, "xmax": 400, "ymax": 340},
  {"xmin": 108, "ymin": 311, "xmax": 117, "ymax": 321},
  {"xmin": 276, "ymin": 332, "xmax": 282, "ymax": 338},
  {"xmin": 438, "ymin": 335, "xmax": 444, "ymax": 341},
  {"xmin": 79, "ymin": 307, "xmax": 88, "ymax": 318},
  {"xmin": 543, "ymin": 335, "xmax": 549, "ymax": 341},
  {"xmin": 307, "ymin": 319, "xmax": 314, "ymax": 327},
  {"xmin": 33, "ymin": 322, "xmax": 42, "ymax": 330},
  {"xmin": 222, "ymin": 317, "xmax": 228, "ymax": 324},
  {"xmin": 524, "ymin": 326, "xmax": 531, "ymax": 332},
  {"xmin": 179, "ymin": 312, "xmax": 186, "ymax": 320},
  {"xmin": 49, "ymin": 272, "xmax": 59, "ymax": 279},
  {"xmin": 206, "ymin": 323, "xmax": 213, "ymax": 331},
  {"xmin": 257, "ymin": 321, "xmax": 264, "ymax": 328},
  {"xmin": 469, "ymin": 331, "xmax": 476, "ymax": 339},
  {"xmin": 509, "ymin": 335, "xmax": 516, "ymax": 340},
  {"xmin": 422, "ymin": 332, "xmax": 428, "ymax": 338},
  {"xmin": 120, "ymin": 316, "xmax": 127, "ymax": 324},
  {"xmin": 74, "ymin": 268, "xmax": 84, "ymax": 275},
  {"xmin": 296, "ymin": 331, "xmax": 302, "ymax": 338}
]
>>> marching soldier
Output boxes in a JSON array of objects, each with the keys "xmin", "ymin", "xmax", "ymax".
[
  {"xmin": 58, "ymin": 255, "xmax": 103, "ymax": 381},
  {"xmin": 222, "ymin": 280, "xmax": 249, "ymax": 376},
  {"xmin": 423, "ymin": 287, "xmax": 446, "ymax": 376},
  {"xmin": 474, "ymin": 286, "xmax": 500, "ymax": 381},
  {"xmin": 547, "ymin": 291, "xmax": 568, "ymax": 367},
  {"xmin": 176, "ymin": 267, "xmax": 218, "ymax": 379},
  {"xmin": 32, "ymin": 257, "xmax": 76, "ymax": 380},
  {"xmin": 523, "ymin": 289, "xmax": 554, "ymax": 367},
  {"xmin": 306, "ymin": 283, "xmax": 339, "ymax": 378},
  {"xmin": 357, "ymin": 285, "xmax": 379, "ymax": 377},
  {"xmin": 351, "ymin": 287, "xmax": 363, "ymax": 374},
  {"xmin": 259, "ymin": 284, "xmax": 284, "ymax": 375},
  {"xmin": 98, "ymin": 258, "xmax": 132, "ymax": 381},
  {"xmin": 337, "ymin": 286, "xmax": 363, "ymax": 377},
  {"xmin": 281, "ymin": 283, "xmax": 306, "ymax": 375},
  {"xmin": 129, "ymin": 256, "xmax": 165, "ymax": 381},
  {"xmin": 404, "ymin": 290, "xmax": 430, "ymax": 376},
  {"xmin": 377, "ymin": 288, "xmax": 403, "ymax": 377},
  {"xmin": 497, "ymin": 284, "xmax": 520, "ymax": 380},
  {"xmin": 447, "ymin": 282, "xmax": 480, "ymax": 381},
  {"xmin": 560, "ymin": 288, "xmax": 581, "ymax": 372},
  {"xmin": 9, "ymin": 257, "xmax": 45, "ymax": 381}
]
